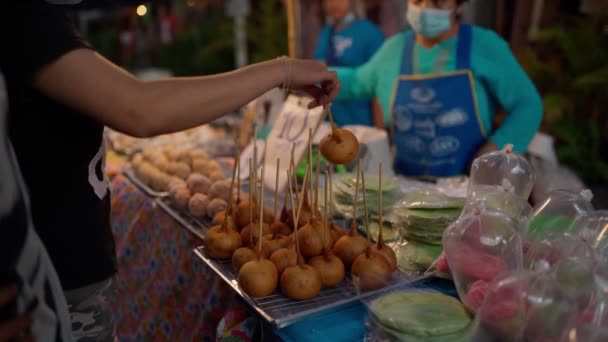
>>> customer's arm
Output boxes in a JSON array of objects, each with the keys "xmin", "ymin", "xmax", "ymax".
[{"xmin": 34, "ymin": 50, "xmax": 339, "ymax": 137}]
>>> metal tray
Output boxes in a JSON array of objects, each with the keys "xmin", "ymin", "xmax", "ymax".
[
  {"xmin": 193, "ymin": 245, "xmax": 426, "ymax": 329},
  {"xmin": 123, "ymin": 166, "xmax": 170, "ymax": 198},
  {"xmin": 155, "ymin": 197, "xmax": 211, "ymax": 241}
]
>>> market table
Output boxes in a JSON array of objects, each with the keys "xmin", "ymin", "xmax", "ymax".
[{"xmin": 109, "ymin": 174, "xmax": 257, "ymax": 341}]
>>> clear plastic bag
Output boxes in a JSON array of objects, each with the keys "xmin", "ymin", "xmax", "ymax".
[
  {"xmin": 463, "ymin": 183, "xmax": 533, "ymax": 234},
  {"xmin": 528, "ymin": 189, "xmax": 594, "ymax": 239},
  {"xmin": 425, "ymin": 251, "xmax": 452, "ymax": 279},
  {"xmin": 469, "ymin": 144, "xmax": 536, "ymax": 200},
  {"xmin": 524, "ymin": 231, "xmax": 594, "ymax": 272},
  {"xmin": 574, "ymin": 210, "xmax": 608, "ymax": 249},
  {"xmin": 398, "ymin": 191, "xmax": 465, "ymax": 209},
  {"xmin": 470, "ymin": 270, "xmax": 578, "ymax": 342},
  {"xmin": 366, "ymin": 289, "xmax": 473, "ymax": 341},
  {"xmin": 442, "ymin": 208, "xmax": 524, "ymax": 312}
]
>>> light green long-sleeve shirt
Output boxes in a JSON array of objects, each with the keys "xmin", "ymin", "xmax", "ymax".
[{"xmin": 334, "ymin": 26, "xmax": 543, "ymax": 153}]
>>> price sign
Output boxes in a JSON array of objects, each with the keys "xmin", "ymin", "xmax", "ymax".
[{"xmin": 239, "ymin": 95, "xmax": 325, "ymax": 193}]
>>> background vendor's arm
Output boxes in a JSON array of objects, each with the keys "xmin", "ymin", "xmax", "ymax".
[
  {"xmin": 333, "ymin": 34, "xmax": 400, "ymax": 102},
  {"xmin": 365, "ymin": 24, "xmax": 386, "ymax": 129},
  {"xmin": 482, "ymin": 32, "xmax": 543, "ymax": 154}
]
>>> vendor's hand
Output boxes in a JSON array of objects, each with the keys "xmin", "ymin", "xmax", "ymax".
[
  {"xmin": 0, "ymin": 284, "xmax": 33, "ymax": 342},
  {"xmin": 284, "ymin": 59, "xmax": 341, "ymax": 109},
  {"xmin": 475, "ymin": 141, "xmax": 500, "ymax": 159}
]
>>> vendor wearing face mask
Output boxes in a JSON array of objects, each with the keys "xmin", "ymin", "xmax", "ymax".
[
  {"xmin": 333, "ymin": 0, "xmax": 543, "ymax": 177},
  {"xmin": 314, "ymin": 0, "xmax": 385, "ymax": 128}
]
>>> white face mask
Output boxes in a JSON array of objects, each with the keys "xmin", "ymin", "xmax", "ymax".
[{"xmin": 407, "ymin": 4, "xmax": 453, "ymax": 38}]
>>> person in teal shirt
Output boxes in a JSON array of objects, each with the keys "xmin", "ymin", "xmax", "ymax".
[
  {"xmin": 334, "ymin": 0, "xmax": 543, "ymax": 177},
  {"xmin": 314, "ymin": 0, "xmax": 385, "ymax": 128}
]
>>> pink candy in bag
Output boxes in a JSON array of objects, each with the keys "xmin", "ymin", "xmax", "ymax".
[
  {"xmin": 443, "ymin": 207, "xmax": 523, "ymax": 313},
  {"xmin": 471, "ymin": 270, "xmax": 578, "ymax": 342}
]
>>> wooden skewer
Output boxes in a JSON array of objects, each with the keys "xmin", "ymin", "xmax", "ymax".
[
  {"xmin": 360, "ymin": 167, "xmax": 371, "ymax": 245},
  {"xmin": 258, "ymin": 154, "xmax": 266, "ymax": 257},
  {"xmin": 235, "ymin": 145, "xmax": 241, "ymax": 204},
  {"xmin": 273, "ymin": 158, "xmax": 280, "ymax": 220},
  {"xmin": 288, "ymin": 165, "xmax": 310, "ymax": 265},
  {"xmin": 327, "ymin": 105, "xmax": 338, "ymax": 134},
  {"xmin": 350, "ymin": 160, "xmax": 361, "ymax": 231},
  {"xmin": 314, "ymin": 151, "xmax": 321, "ymax": 217},
  {"xmin": 329, "ymin": 166, "xmax": 335, "ymax": 224},
  {"xmin": 308, "ymin": 128, "xmax": 313, "ymax": 207},
  {"xmin": 222, "ymin": 146, "xmax": 239, "ymax": 230},
  {"xmin": 249, "ymin": 158, "xmax": 254, "ymax": 245},
  {"xmin": 253, "ymin": 140, "xmax": 258, "ymax": 202},
  {"xmin": 290, "ymin": 143, "xmax": 299, "ymax": 198},
  {"xmin": 323, "ymin": 171, "xmax": 329, "ymax": 254},
  {"xmin": 378, "ymin": 162, "xmax": 384, "ymax": 245}
]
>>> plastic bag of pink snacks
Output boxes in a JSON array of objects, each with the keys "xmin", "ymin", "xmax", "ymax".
[
  {"xmin": 468, "ymin": 144, "xmax": 535, "ymax": 200},
  {"xmin": 574, "ymin": 210, "xmax": 608, "ymax": 249},
  {"xmin": 442, "ymin": 208, "xmax": 523, "ymax": 313},
  {"xmin": 464, "ymin": 181, "xmax": 533, "ymax": 234},
  {"xmin": 425, "ymin": 251, "xmax": 452, "ymax": 279},
  {"xmin": 528, "ymin": 189, "xmax": 594, "ymax": 239},
  {"xmin": 470, "ymin": 270, "xmax": 578, "ymax": 342},
  {"xmin": 524, "ymin": 231, "xmax": 594, "ymax": 271}
]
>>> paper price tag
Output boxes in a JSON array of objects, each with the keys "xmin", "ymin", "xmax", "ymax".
[{"xmin": 239, "ymin": 95, "xmax": 325, "ymax": 193}]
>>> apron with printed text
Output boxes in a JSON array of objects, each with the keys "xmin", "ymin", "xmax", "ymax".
[{"xmin": 391, "ymin": 24, "xmax": 486, "ymax": 177}]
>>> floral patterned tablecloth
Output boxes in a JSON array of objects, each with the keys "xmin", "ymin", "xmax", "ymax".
[{"xmin": 109, "ymin": 174, "xmax": 257, "ymax": 341}]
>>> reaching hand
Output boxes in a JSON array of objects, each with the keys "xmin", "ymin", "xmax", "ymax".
[
  {"xmin": 0, "ymin": 285, "xmax": 33, "ymax": 342},
  {"xmin": 282, "ymin": 58, "xmax": 341, "ymax": 109}
]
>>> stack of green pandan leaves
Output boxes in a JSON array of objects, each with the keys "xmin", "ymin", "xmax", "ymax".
[
  {"xmin": 369, "ymin": 291, "xmax": 472, "ymax": 341},
  {"xmin": 390, "ymin": 192, "xmax": 464, "ymax": 271},
  {"xmin": 391, "ymin": 192, "xmax": 463, "ymax": 245},
  {"xmin": 332, "ymin": 173, "xmax": 402, "ymax": 220}
]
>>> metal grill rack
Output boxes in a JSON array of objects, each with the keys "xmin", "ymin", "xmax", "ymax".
[
  {"xmin": 193, "ymin": 245, "xmax": 426, "ymax": 328},
  {"xmin": 150, "ymin": 178, "xmax": 426, "ymax": 328}
]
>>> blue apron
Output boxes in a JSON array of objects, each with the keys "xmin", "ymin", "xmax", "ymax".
[
  {"xmin": 325, "ymin": 24, "xmax": 342, "ymax": 67},
  {"xmin": 391, "ymin": 25, "xmax": 486, "ymax": 177}
]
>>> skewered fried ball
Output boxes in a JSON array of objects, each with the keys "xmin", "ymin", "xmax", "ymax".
[
  {"xmin": 212, "ymin": 211, "xmax": 237, "ymax": 231},
  {"xmin": 280, "ymin": 264, "xmax": 322, "ymax": 301},
  {"xmin": 269, "ymin": 247, "xmax": 297, "ymax": 274},
  {"xmin": 238, "ymin": 257, "xmax": 278, "ymax": 298},
  {"xmin": 351, "ymin": 249, "xmax": 392, "ymax": 291},
  {"xmin": 240, "ymin": 222, "xmax": 271, "ymax": 244},
  {"xmin": 232, "ymin": 246, "xmax": 257, "ymax": 272},
  {"xmin": 308, "ymin": 254, "xmax": 345, "ymax": 288},
  {"xmin": 320, "ymin": 128, "xmax": 359, "ymax": 165},
  {"xmin": 204, "ymin": 224, "xmax": 242, "ymax": 259},
  {"xmin": 271, "ymin": 220, "xmax": 292, "ymax": 236},
  {"xmin": 207, "ymin": 198, "xmax": 228, "ymax": 218}
]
